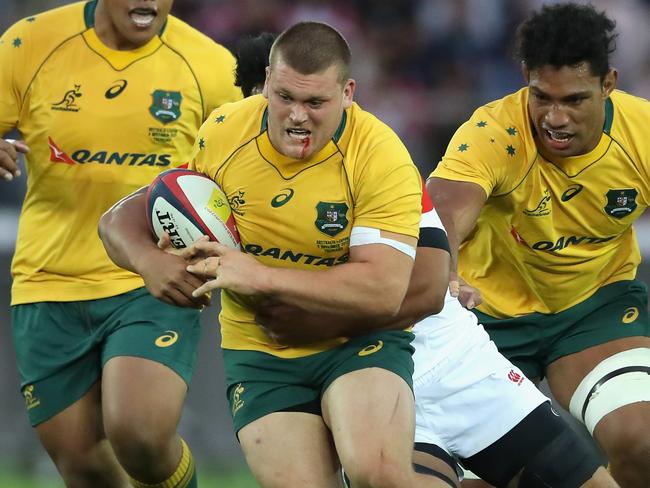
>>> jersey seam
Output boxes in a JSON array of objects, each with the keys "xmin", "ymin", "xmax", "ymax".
[
  {"xmin": 255, "ymin": 136, "xmax": 344, "ymax": 181},
  {"xmin": 21, "ymin": 29, "xmax": 88, "ymax": 108},
  {"xmin": 81, "ymin": 34, "xmax": 164, "ymax": 71},
  {"xmin": 490, "ymin": 152, "xmax": 539, "ymax": 198},
  {"xmin": 161, "ymin": 40, "xmax": 205, "ymax": 119},
  {"xmin": 542, "ymin": 137, "xmax": 614, "ymax": 178},
  {"xmin": 211, "ymin": 137, "xmax": 260, "ymax": 181}
]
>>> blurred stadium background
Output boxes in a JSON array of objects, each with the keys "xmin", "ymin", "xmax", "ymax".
[{"xmin": 1, "ymin": 0, "xmax": 650, "ymax": 486}]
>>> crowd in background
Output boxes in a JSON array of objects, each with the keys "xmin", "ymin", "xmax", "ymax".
[{"xmin": 2, "ymin": 0, "xmax": 650, "ymax": 186}]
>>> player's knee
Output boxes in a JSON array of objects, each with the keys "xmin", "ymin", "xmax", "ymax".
[
  {"xmin": 106, "ymin": 414, "xmax": 175, "ymax": 469},
  {"xmin": 518, "ymin": 428, "xmax": 604, "ymax": 488},
  {"xmin": 600, "ymin": 413, "xmax": 650, "ymax": 481}
]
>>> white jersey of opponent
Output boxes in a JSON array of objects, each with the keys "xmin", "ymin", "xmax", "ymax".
[{"xmin": 413, "ymin": 208, "xmax": 549, "ymax": 458}]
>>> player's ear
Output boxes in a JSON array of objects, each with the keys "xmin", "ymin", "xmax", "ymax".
[
  {"xmin": 521, "ymin": 62, "xmax": 530, "ymax": 83},
  {"xmin": 262, "ymin": 66, "xmax": 271, "ymax": 98},
  {"xmin": 602, "ymin": 68, "xmax": 617, "ymax": 98},
  {"xmin": 342, "ymin": 79, "xmax": 355, "ymax": 109}
]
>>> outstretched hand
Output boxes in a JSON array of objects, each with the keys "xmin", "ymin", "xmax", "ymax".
[
  {"xmin": 186, "ymin": 240, "xmax": 269, "ymax": 297},
  {"xmin": 449, "ymin": 271, "xmax": 482, "ymax": 309},
  {"xmin": 0, "ymin": 139, "xmax": 28, "ymax": 181}
]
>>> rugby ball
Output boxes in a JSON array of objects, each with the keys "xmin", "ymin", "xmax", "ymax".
[{"xmin": 146, "ymin": 168, "xmax": 240, "ymax": 249}]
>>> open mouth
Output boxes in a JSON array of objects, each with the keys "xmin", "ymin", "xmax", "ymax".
[
  {"xmin": 545, "ymin": 129, "xmax": 572, "ymax": 142},
  {"xmin": 129, "ymin": 7, "xmax": 157, "ymax": 28},
  {"xmin": 542, "ymin": 126, "xmax": 574, "ymax": 149},
  {"xmin": 286, "ymin": 128, "xmax": 311, "ymax": 142}
]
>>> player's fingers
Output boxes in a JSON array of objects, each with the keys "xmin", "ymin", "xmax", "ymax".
[
  {"xmin": 192, "ymin": 278, "xmax": 220, "ymax": 297},
  {"xmin": 178, "ymin": 235, "xmax": 209, "ymax": 261},
  {"xmin": 0, "ymin": 148, "xmax": 20, "ymax": 181},
  {"xmin": 157, "ymin": 232, "xmax": 172, "ymax": 250},
  {"xmin": 449, "ymin": 279, "xmax": 460, "ymax": 297},
  {"xmin": 186, "ymin": 256, "xmax": 220, "ymax": 279},
  {"xmin": 164, "ymin": 287, "xmax": 204, "ymax": 309},
  {"xmin": 5, "ymin": 139, "xmax": 29, "ymax": 154},
  {"xmin": 180, "ymin": 277, "xmax": 211, "ymax": 306},
  {"xmin": 192, "ymin": 239, "xmax": 227, "ymax": 256}
]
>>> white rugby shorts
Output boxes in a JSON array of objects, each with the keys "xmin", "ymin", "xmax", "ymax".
[{"xmin": 412, "ymin": 297, "xmax": 549, "ymax": 458}]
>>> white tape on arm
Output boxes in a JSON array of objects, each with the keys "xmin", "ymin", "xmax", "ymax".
[{"xmin": 350, "ymin": 226, "xmax": 416, "ymax": 259}]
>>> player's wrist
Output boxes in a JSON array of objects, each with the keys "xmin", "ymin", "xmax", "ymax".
[{"xmin": 254, "ymin": 264, "xmax": 276, "ymax": 296}]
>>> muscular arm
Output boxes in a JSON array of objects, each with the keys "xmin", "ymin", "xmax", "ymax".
[
  {"xmin": 190, "ymin": 231, "xmax": 418, "ymax": 319},
  {"xmin": 99, "ymin": 188, "xmax": 153, "ymax": 273},
  {"xmin": 255, "ymin": 245, "xmax": 450, "ymax": 344},
  {"xmin": 426, "ymin": 177, "xmax": 486, "ymax": 273},
  {"xmin": 98, "ymin": 189, "xmax": 208, "ymax": 308}
]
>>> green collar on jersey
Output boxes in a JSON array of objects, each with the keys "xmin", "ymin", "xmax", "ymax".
[
  {"xmin": 84, "ymin": 1, "xmax": 168, "ymax": 35},
  {"xmin": 603, "ymin": 97, "xmax": 614, "ymax": 134},
  {"xmin": 260, "ymin": 108, "xmax": 348, "ymax": 144}
]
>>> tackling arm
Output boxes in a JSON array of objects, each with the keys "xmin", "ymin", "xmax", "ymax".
[
  {"xmin": 255, "ymin": 244, "xmax": 450, "ymax": 344},
  {"xmin": 426, "ymin": 177, "xmax": 486, "ymax": 276}
]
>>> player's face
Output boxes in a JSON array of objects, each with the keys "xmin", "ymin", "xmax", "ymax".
[
  {"xmin": 263, "ymin": 57, "xmax": 355, "ymax": 160},
  {"xmin": 95, "ymin": 0, "xmax": 173, "ymax": 50},
  {"xmin": 526, "ymin": 62, "xmax": 617, "ymax": 159}
]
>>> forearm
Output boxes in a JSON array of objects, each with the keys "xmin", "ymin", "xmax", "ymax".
[
  {"xmin": 427, "ymin": 177, "xmax": 486, "ymax": 271},
  {"xmin": 258, "ymin": 247, "xmax": 450, "ymax": 342},
  {"xmin": 98, "ymin": 189, "xmax": 156, "ymax": 274},
  {"xmin": 264, "ymin": 254, "xmax": 414, "ymax": 319}
]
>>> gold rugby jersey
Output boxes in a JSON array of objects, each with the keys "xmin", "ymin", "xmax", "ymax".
[
  {"xmin": 433, "ymin": 88, "xmax": 650, "ymax": 317},
  {"xmin": 0, "ymin": 1, "xmax": 241, "ymax": 305},
  {"xmin": 191, "ymin": 95, "xmax": 422, "ymax": 357}
]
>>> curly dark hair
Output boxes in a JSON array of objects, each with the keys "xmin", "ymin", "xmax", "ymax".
[
  {"xmin": 234, "ymin": 32, "xmax": 277, "ymax": 97},
  {"xmin": 515, "ymin": 3, "xmax": 617, "ymax": 79}
]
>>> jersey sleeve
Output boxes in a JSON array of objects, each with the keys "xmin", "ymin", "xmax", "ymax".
[
  {"xmin": 0, "ymin": 20, "xmax": 29, "ymax": 134},
  {"xmin": 351, "ymin": 122, "xmax": 422, "ymax": 239},
  {"xmin": 198, "ymin": 43, "xmax": 242, "ymax": 118},
  {"xmin": 189, "ymin": 118, "xmax": 214, "ymax": 176},
  {"xmin": 431, "ymin": 106, "xmax": 527, "ymax": 197}
]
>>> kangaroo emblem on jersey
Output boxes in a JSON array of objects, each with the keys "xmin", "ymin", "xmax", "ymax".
[
  {"xmin": 523, "ymin": 189, "xmax": 551, "ymax": 216},
  {"xmin": 51, "ymin": 84, "xmax": 82, "ymax": 112},
  {"xmin": 149, "ymin": 90, "xmax": 182, "ymax": 124},
  {"xmin": 315, "ymin": 202, "xmax": 349, "ymax": 237},
  {"xmin": 604, "ymin": 188, "xmax": 637, "ymax": 218}
]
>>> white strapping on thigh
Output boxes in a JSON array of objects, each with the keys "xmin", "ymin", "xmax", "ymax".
[
  {"xmin": 568, "ymin": 347, "xmax": 650, "ymax": 434},
  {"xmin": 349, "ymin": 226, "xmax": 416, "ymax": 259}
]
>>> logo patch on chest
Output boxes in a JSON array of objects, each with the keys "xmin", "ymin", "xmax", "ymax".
[
  {"xmin": 149, "ymin": 90, "xmax": 182, "ymax": 124},
  {"xmin": 315, "ymin": 202, "xmax": 349, "ymax": 237},
  {"xmin": 604, "ymin": 188, "xmax": 637, "ymax": 218}
]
